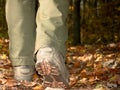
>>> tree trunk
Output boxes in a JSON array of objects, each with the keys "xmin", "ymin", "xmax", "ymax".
[{"xmin": 71, "ymin": 0, "xmax": 81, "ymax": 45}]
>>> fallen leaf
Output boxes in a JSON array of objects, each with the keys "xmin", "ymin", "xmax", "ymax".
[
  {"xmin": 69, "ymin": 75, "xmax": 78, "ymax": 86},
  {"xmin": 73, "ymin": 61, "xmax": 81, "ymax": 68},
  {"xmin": 109, "ymin": 74, "xmax": 120, "ymax": 84},
  {"xmin": 93, "ymin": 87, "xmax": 108, "ymax": 90},
  {"xmin": 0, "ymin": 78, "xmax": 7, "ymax": 84},
  {"xmin": 22, "ymin": 81, "xmax": 36, "ymax": 87},
  {"xmin": 5, "ymin": 79, "xmax": 18, "ymax": 87},
  {"xmin": 33, "ymin": 85, "xmax": 43, "ymax": 90},
  {"xmin": 118, "ymin": 80, "xmax": 120, "ymax": 85}
]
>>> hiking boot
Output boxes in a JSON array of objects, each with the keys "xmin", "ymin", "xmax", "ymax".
[
  {"xmin": 35, "ymin": 47, "xmax": 69, "ymax": 88},
  {"xmin": 13, "ymin": 66, "xmax": 35, "ymax": 81}
]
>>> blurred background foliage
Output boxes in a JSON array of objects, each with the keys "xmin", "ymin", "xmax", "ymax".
[
  {"xmin": 67, "ymin": 0, "xmax": 120, "ymax": 46},
  {"xmin": 0, "ymin": 0, "xmax": 120, "ymax": 46},
  {"xmin": 0, "ymin": 0, "xmax": 7, "ymax": 38}
]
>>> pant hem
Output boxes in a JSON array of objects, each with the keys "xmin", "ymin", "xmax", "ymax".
[{"xmin": 10, "ymin": 57, "xmax": 35, "ymax": 66}]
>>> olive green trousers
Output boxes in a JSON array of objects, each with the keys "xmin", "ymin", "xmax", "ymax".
[{"xmin": 5, "ymin": 0, "xmax": 69, "ymax": 66}]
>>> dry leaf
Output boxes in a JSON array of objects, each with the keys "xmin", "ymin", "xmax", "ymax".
[
  {"xmin": 93, "ymin": 87, "xmax": 108, "ymax": 90},
  {"xmin": 0, "ymin": 78, "xmax": 7, "ymax": 84},
  {"xmin": 22, "ymin": 81, "xmax": 36, "ymax": 87},
  {"xmin": 73, "ymin": 61, "xmax": 81, "ymax": 68},
  {"xmin": 69, "ymin": 75, "xmax": 78, "ymax": 86},
  {"xmin": 5, "ymin": 79, "xmax": 18, "ymax": 87},
  {"xmin": 109, "ymin": 74, "xmax": 120, "ymax": 84},
  {"xmin": 118, "ymin": 80, "xmax": 120, "ymax": 85},
  {"xmin": 33, "ymin": 85, "xmax": 43, "ymax": 90}
]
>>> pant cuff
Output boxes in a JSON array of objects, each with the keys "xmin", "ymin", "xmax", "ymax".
[{"xmin": 10, "ymin": 57, "xmax": 35, "ymax": 66}]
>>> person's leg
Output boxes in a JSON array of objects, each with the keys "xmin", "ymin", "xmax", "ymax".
[
  {"xmin": 35, "ymin": 0, "xmax": 69, "ymax": 88},
  {"xmin": 5, "ymin": 0, "xmax": 36, "ymax": 81},
  {"xmin": 35, "ymin": 0, "xmax": 69, "ymax": 56}
]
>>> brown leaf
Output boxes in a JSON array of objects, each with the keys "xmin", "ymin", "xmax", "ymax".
[
  {"xmin": 73, "ymin": 61, "xmax": 81, "ymax": 68},
  {"xmin": 5, "ymin": 79, "xmax": 18, "ymax": 87},
  {"xmin": 109, "ymin": 74, "xmax": 120, "ymax": 85},
  {"xmin": 22, "ymin": 81, "xmax": 36, "ymax": 87},
  {"xmin": 78, "ymin": 78, "xmax": 87, "ymax": 84},
  {"xmin": 0, "ymin": 72, "xmax": 4, "ymax": 78},
  {"xmin": 118, "ymin": 80, "xmax": 120, "ymax": 85},
  {"xmin": 33, "ymin": 73, "xmax": 39, "ymax": 80},
  {"xmin": 33, "ymin": 85, "xmax": 44, "ymax": 90},
  {"xmin": 93, "ymin": 87, "xmax": 107, "ymax": 90},
  {"xmin": 69, "ymin": 75, "xmax": 78, "ymax": 87},
  {"xmin": 0, "ymin": 78, "xmax": 7, "ymax": 84}
]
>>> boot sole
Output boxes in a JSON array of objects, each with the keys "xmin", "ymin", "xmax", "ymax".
[{"xmin": 35, "ymin": 59, "xmax": 68, "ymax": 88}]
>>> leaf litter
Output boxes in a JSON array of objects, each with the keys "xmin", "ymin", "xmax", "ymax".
[{"xmin": 0, "ymin": 38, "xmax": 120, "ymax": 90}]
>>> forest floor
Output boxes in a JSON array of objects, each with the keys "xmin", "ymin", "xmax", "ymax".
[{"xmin": 0, "ymin": 38, "xmax": 120, "ymax": 90}]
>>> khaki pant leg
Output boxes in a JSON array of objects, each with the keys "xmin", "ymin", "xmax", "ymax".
[
  {"xmin": 35, "ymin": 0, "xmax": 69, "ymax": 57},
  {"xmin": 6, "ymin": 0, "xmax": 36, "ymax": 66}
]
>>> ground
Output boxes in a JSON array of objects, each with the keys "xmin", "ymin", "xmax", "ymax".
[{"xmin": 0, "ymin": 38, "xmax": 120, "ymax": 90}]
